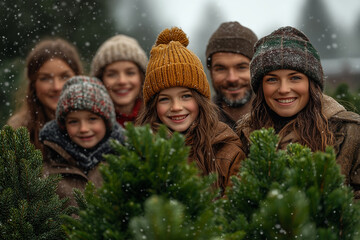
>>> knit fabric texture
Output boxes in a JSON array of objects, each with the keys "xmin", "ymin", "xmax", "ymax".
[
  {"xmin": 206, "ymin": 21, "xmax": 258, "ymax": 68},
  {"xmin": 91, "ymin": 34, "xmax": 148, "ymax": 78},
  {"xmin": 250, "ymin": 26, "xmax": 324, "ymax": 93},
  {"xmin": 143, "ymin": 27, "xmax": 210, "ymax": 104},
  {"xmin": 56, "ymin": 75, "xmax": 116, "ymax": 130}
]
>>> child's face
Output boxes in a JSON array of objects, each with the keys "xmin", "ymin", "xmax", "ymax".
[
  {"xmin": 262, "ymin": 69, "xmax": 309, "ymax": 117},
  {"xmin": 65, "ymin": 110, "xmax": 106, "ymax": 149},
  {"xmin": 156, "ymin": 87, "xmax": 199, "ymax": 133}
]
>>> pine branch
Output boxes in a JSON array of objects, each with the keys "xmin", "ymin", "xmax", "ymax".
[{"xmin": 0, "ymin": 126, "xmax": 70, "ymax": 239}]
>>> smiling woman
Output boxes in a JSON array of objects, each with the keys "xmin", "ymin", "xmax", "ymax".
[
  {"xmin": 262, "ymin": 69, "xmax": 310, "ymax": 118},
  {"xmin": 7, "ymin": 38, "xmax": 83, "ymax": 152},
  {"xmin": 91, "ymin": 34, "xmax": 148, "ymax": 127},
  {"xmin": 236, "ymin": 26, "xmax": 360, "ymax": 199}
]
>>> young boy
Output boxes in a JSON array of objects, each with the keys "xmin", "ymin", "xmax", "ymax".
[{"xmin": 39, "ymin": 75, "xmax": 125, "ymax": 206}]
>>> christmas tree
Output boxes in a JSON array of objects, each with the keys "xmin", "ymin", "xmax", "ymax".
[
  {"xmin": 219, "ymin": 128, "xmax": 360, "ymax": 240},
  {"xmin": 63, "ymin": 124, "xmax": 360, "ymax": 239},
  {"xmin": 64, "ymin": 123, "xmax": 220, "ymax": 239},
  {"xmin": 130, "ymin": 195, "xmax": 218, "ymax": 240},
  {"xmin": 0, "ymin": 126, "xmax": 70, "ymax": 240}
]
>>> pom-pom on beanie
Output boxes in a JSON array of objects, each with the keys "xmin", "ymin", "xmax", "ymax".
[
  {"xmin": 91, "ymin": 35, "xmax": 148, "ymax": 78},
  {"xmin": 206, "ymin": 21, "xmax": 258, "ymax": 68},
  {"xmin": 143, "ymin": 27, "xmax": 210, "ymax": 105},
  {"xmin": 250, "ymin": 26, "xmax": 324, "ymax": 93},
  {"xmin": 56, "ymin": 75, "xmax": 116, "ymax": 130}
]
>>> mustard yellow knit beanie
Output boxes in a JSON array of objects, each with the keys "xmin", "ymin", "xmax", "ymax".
[{"xmin": 143, "ymin": 27, "xmax": 210, "ymax": 104}]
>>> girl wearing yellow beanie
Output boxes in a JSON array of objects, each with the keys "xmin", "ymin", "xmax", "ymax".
[{"xmin": 137, "ymin": 27, "xmax": 245, "ymax": 195}]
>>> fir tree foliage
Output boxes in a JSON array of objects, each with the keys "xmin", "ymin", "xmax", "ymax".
[
  {"xmin": 64, "ymin": 123, "xmax": 219, "ymax": 240},
  {"xmin": 130, "ymin": 195, "xmax": 219, "ymax": 240},
  {"xmin": 0, "ymin": 125, "xmax": 69, "ymax": 240},
  {"xmin": 329, "ymin": 83, "xmax": 360, "ymax": 114},
  {"xmin": 219, "ymin": 128, "xmax": 360, "ymax": 240}
]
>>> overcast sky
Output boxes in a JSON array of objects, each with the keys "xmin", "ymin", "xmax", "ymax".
[{"xmin": 156, "ymin": 0, "xmax": 360, "ymax": 38}]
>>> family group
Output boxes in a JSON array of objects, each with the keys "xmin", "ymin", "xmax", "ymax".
[{"xmin": 7, "ymin": 22, "xmax": 360, "ymax": 206}]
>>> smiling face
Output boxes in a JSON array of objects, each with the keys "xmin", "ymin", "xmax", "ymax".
[
  {"xmin": 65, "ymin": 110, "xmax": 106, "ymax": 149},
  {"xmin": 35, "ymin": 58, "xmax": 75, "ymax": 115},
  {"xmin": 210, "ymin": 52, "xmax": 252, "ymax": 107},
  {"xmin": 102, "ymin": 61, "xmax": 142, "ymax": 114},
  {"xmin": 156, "ymin": 87, "xmax": 199, "ymax": 133},
  {"xmin": 262, "ymin": 69, "xmax": 310, "ymax": 117}
]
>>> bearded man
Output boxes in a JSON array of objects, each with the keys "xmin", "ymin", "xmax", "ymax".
[{"xmin": 206, "ymin": 21, "xmax": 258, "ymax": 130}]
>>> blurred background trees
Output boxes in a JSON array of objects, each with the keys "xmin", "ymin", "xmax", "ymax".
[
  {"xmin": 1, "ymin": 0, "xmax": 360, "ymax": 127},
  {"xmin": 296, "ymin": 0, "xmax": 360, "ymax": 115}
]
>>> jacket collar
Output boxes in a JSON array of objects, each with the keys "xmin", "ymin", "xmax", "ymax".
[{"xmin": 322, "ymin": 94, "xmax": 346, "ymax": 119}]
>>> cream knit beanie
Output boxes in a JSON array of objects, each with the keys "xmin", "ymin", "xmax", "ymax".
[{"xmin": 91, "ymin": 35, "xmax": 148, "ymax": 78}]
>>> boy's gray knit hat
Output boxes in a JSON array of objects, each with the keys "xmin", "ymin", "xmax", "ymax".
[
  {"xmin": 206, "ymin": 21, "xmax": 258, "ymax": 68},
  {"xmin": 56, "ymin": 75, "xmax": 116, "ymax": 130},
  {"xmin": 91, "ymin": 34, "xmax": 148, "ymax": 78},
  {"xmin": 250, "ymin": 26, "xmax": 324, "ymax": 93}
]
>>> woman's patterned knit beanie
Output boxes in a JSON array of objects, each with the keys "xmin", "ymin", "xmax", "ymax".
[
  {"xmin": 250, "ymin": 26, "xmax": 324, "ymax": 93},
  {"xmin": 143, "ymin": 27, "xmax": 210, "ymax": 105},
  {"xmin": 91, "ymin": 34, "xmax": 148, "ymax": 78},
  {"xmin": 206, "ymin": 21, "xmax": 258, "ymax": 68},
  {"xmin": 56, "ymin": 75, "xmax": 116, "ymax": 130}
]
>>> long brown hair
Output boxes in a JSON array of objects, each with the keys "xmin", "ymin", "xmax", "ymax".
[
  {"xmin": 12, "ymin": 38, "xmax": 83, "ymax": 151},
  {"xmin": 136, "ymin": 89, "xmax": 222, "ymax": 184},
  {"xmin": 243, "ymin": 80, "xmax": 334, "ymax": 152}
]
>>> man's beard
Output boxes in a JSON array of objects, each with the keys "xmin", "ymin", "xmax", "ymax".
[{"xmin": 221, "ymin": 89, "xmax": 252, "ymax": 108}]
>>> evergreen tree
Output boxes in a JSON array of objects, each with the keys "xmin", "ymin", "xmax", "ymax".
[
  {"xmin": 114, "ymin": 0, "xmax": 162, "ymax": 54},
  {"xmin": 64, "ymin": 123, "xmax": 219, "ymax": 239},
  {"xmin": 191, "ymin": 2, "xmax": 226, "ymax": 64},
  {"xmin": 329, "ymin": 83, "xmax": 360, "ymax": 114},
  {"xmin": 218, "ymin": 128, "xmax": 360, "ymax": 239},
  {"xmin": 348, "ymin": 14, "xmax": 360, "ymax": 57},
  {"xmin": 0, "ymin": 126, "xmax": 70, "ymax": 240},
  {"xmin": 0, "ymin": 0, "xmax": 117, "ymax": 60},
  {"xmin": 130, "ymin": 195, "xmax": 218, "ymax": 240},
  {"xmin": 63, "ymin": 125, "xmax": 360, "ymax": 239}
]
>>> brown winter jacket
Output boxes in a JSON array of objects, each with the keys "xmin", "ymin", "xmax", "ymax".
[
  {"xmin": 210, "ymin": 121, "xmax": 245, "ymax": 193},
  {"xmin": 237, "ymin": 95, "xmax": 360, "ymax": 199},
  {"xmin": 42, "ymin": 141, "xmax": 104, "ymax": 207}
]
